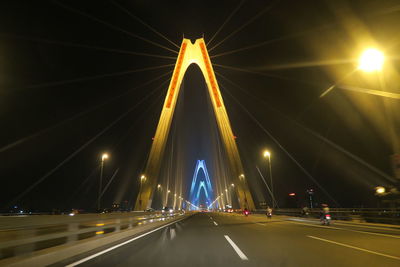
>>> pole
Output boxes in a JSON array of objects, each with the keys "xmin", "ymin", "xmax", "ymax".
[
  {"xmin": 268, "ymin": 156, "xmax": 275, "ymax": 208},
  {"xmin": 98, "ymin": 160, "xmax": 104, "ymax": 211},
  {"xmin": 139, "ymin": 180, "xmax": 143, "ymax": 211}
]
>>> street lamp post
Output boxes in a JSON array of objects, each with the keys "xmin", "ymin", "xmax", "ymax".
[
  {"xmin": 157, "ymin": 184, "xmax": 162, "ymax": 209},
  {"xmin": 166, "ymin": 190, "xmax": 171, "ymax": 207},
  {"xmin": 139, "ymin": 175, "xmax": 146, "ymax": 210},
  {"xmin": 263, "ymin": 150, "xmax": 275, "ymax": 208},
  {"xmin": 230, "ymin": 184, "xmax": 235, "ymax": 207},
  {"xmin": 98, "ymin": 153, "xmax": 108, "ymax": 212},
  {"xmin": 239, "ymin": 174, "xmax": 248, "ymax": 209}
]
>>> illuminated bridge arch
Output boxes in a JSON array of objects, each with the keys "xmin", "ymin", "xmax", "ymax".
[
  {"xmin": 135, "ymin": 38, "xmax": 255, "ymax": 211},
  {"xmin": 189, "ymin": 160, "xmax": 213, "ymax": 209}
]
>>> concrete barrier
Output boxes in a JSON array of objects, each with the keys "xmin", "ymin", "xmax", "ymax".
[{"xmin": 0, "ymin": 211, "xmax": 192, "ymax": 266}]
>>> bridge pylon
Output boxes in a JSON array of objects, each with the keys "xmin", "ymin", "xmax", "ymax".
[{"xmin": 134, "ymin": 38, "xmax": 255, "ymax": 211}]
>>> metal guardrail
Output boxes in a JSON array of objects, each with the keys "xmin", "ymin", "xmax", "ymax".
[
  {"xmin": 254, "ymin": 208, "xmax": 400, "ymax": 225},
  {"xmin": 0, "ymin": 211, "xmax": 183, "ymax": 260}
]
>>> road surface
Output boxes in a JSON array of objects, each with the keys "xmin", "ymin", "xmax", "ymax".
[{"xmin": 56, "ymin": 212, "xmax": 400, "ymax": 267}]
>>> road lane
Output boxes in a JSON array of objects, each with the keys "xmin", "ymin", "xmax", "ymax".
[
  {"xmin": 56, "ymin": 212, "xmax": 400, "ymax": 267},
  {"xmin": 59, "ymin": 213, "xmax": 246, "ymax": 267},
  {"xmin": 211, "ymin": 212, "xmax": 400, "ymax": 266}
]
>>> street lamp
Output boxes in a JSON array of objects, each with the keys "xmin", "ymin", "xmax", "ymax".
[
  {"xmin": 358, "ymin": 48, "xmax": 384, "ymax": 72},
  {"xmin": 98, "ymin": 153, "xmax": 109, "ymax": 211},
  {"xmin": 375, "ymin": 186, "xmax": 386, "ymax": 195},
  {"xmin": 263, "ymin": 150, "xmax": 275, "ymax": 208},
  {"xmin": 139, "ymin": 175, "xmax": 146, "ymax": 210},
  {"xmin": 157, "ymin": 184, "xmax": 161, "ymax": 189}
]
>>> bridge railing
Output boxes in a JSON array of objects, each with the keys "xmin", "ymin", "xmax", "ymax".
[
  {"xmin": 253, "ymin": 208, "xmax": 400, "ymax": 225},
  {"xmin": 0, "ymin": 211, "xmax": 184, "ymax": 261}
]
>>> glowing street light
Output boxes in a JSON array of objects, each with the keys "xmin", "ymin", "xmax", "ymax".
[
  {"xmin": 239, "ymin": 174, "xmax": 245, "ymax": 179},
  {"xmin": 98, "ymin": 153, "xmax": 109, "ymax": 211},
  {"xmin": 157, "ymin": 184, "xmax": 161, "ymax": 189},
  {"xmin": 358, "ymin": 48, "xmax": 384, "ymax": 72},
  {"xmin": 375, "ymin": 186, "xmax": 386, "ymax": 195},
  {"xmin": 231, "ymin": 183, "xmax": 235, "ymax": 187},
  {"xmin": 263, "ymin": 150, "xmax": 271, "ymax": 158},
  {"xmin": 101, "ymin": 153, "xmax": 109, "ymax": 161}
]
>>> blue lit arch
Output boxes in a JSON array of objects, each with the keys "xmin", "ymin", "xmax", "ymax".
[{"xmin": 189, "ymin": 160, "xmax": 213, "ymax": 209}]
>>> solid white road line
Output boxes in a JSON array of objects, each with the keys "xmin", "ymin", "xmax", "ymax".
[
  {"xmin": 65, "ymin": 217, "xmax": 187, "ymax": 267},
  {"xmin": 224, "ymin": 235, "xmax": 249, "ymax": 261},
  {"xmin": 213, "ymin": 221, "xmax": 218, "ymax": 226},
  {"xmin": 307, "ymin": 235, "xmax": 400, "ymax": 260},
  {"xmin": 255, "ymin": 222, "xmax": 265, "ymax": 226},
  {"xmin": 288, "ymin": 221, "xmax": 400, "ymax": 239}
]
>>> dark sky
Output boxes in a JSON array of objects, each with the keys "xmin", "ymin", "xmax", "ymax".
[{"xmin": 0, "ymin": 0, "xmax": 399, "ymax": 211}]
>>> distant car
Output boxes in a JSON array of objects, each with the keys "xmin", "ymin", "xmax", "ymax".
[
  {"xmin": 162, "ymin": 207, "xmax": 173, "ymax": 213},
  {"xmin": 145, "ymin": 208, "xmax": 155, "ymax": 212}
]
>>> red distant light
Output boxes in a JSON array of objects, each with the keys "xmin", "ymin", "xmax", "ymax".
[
  {"xmin": 233, "ymin": 135, "xmax": 237, "ymax": 139},
  {"xmin": 289, "ymin": 193, "xmax": 296, "ymax": 196},
  {"xmin": 152, "ymin": 137, "xmax": 155, "ymax": 141}
]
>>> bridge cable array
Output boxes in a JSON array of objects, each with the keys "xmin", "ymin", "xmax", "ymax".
[
  {"xmin": 52, "ymin": 0, "xmax": 178, "ymax": 54},
  {"xmin": 6, "ymin": 75, "xmax": 171, "ymax": 207},
  {"xmin": 218, "ymin": 80, "xmax": 340, "ymax": 206},
  {"xmin": 0, "ymin": 71, "xmax": 172, "ymax": 154},
  {"xmin": 1, "ymin": 34, "xmax": 176, "ymax": 60},
  {"xmin": 206, "ymin": 0, "xmax": 246, "ymax": 47},
  {"xmin": 208, "ymin": 0, "xmax": 280, "ymax": 52},
  {"xmin": 111, "ymin": 1, "xmax": 180, "ymax": 49},
  {"xmin": 216, "ymin": 71, "xmax": 396, "ymax": 184}
]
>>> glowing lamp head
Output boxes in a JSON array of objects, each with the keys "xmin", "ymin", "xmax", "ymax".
[
  {"xmin": 231, "ymin": 183, "xmax": 235, "ymax": 187},
  {"xmin": 358, "ymin": 48, "xmax": 384, "ymax": 72},
  {"xmin": 157, "ymin": 184, "xmax": 161, "ymax": 189},
  {"xmin": 101, "ymin": 153, "xmax": 109, "ymax": 161},
  {"xmin": 140, "ymin": 175, "xmax": 146, "ymax": 181},
  {"xmin": 239, "ymin": 174, "xmax": 245, "ymax": 179},
  {"xmin": 263, "ymin": 150, "xmax": 271, "ymax": 158},
  {"xmin": 375, "ymin": 186, "xmax": 386, "ymax": 195}
]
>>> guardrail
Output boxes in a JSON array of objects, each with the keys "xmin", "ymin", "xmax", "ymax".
[
  {"xmin": 254, "ymin": 208, "xmax": 400, "ymax": 225},
  {"xmin": 0, "ymin": 211, "xmax": 184, "ymax": 261}
]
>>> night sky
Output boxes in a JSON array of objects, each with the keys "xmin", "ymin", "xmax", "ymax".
[{"xmin": 1, "ymin": 0, "xmax": 399, "ymax": 211}]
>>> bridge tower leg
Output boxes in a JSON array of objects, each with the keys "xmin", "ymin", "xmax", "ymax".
[{"xmin": 134, "ymin": 38, "xmax": 255, "ymax": 211}]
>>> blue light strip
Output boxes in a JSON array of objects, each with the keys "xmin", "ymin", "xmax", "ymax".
[{"xmin": 189, "ymin": 160, "xmax": 214, "ymax": 209}]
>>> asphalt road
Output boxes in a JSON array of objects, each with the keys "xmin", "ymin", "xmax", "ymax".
[{"xmin": 58, "ymin": 212, "xmax": 400, "ymax": 267}]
